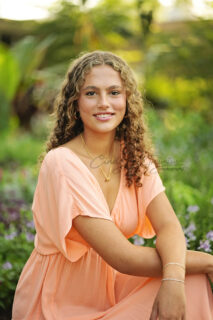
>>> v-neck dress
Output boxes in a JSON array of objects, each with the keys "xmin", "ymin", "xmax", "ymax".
[{"xmin": 12, "ymin": 145, "xmax": 213, "ymax": 320}]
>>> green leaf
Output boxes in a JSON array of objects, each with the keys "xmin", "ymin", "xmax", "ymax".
[
  {"xmin": 11, "ymin": 35, "xmax": 55, "ymax": 81},
  {"xmin": 0, "ymin": 44, "xmax": 20, "ymax": 101}
]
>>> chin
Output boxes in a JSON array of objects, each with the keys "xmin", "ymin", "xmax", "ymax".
[{"xmin": 87, "ymin": 126, "xmax": 117, "ymax": 135}]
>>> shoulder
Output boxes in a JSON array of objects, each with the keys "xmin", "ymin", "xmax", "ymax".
[
  {"xmin": 42, "ymin": 146, "xmax": 67, "ymax": 166},
  {"xmin": 44, "ymin": 146, "xmax": 90, "ymax": 184},
  {"xmin": 40, "ymin": 146, "xmax": 76, "ymax": 176}
]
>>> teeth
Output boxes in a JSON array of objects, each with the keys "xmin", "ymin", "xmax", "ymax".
[{"xmin": 95, "ymin": 114, "xmax": 112, "ymax": 118}]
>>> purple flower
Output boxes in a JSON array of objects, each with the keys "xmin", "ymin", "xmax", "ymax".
[
  {"xmin": 4, "ymin": 231, "xmax": 17, "ymax": 240},
  {"xmin": 26, "ymin": 220, "xmax": 35, "ymax": 229},
  {"xmin": 132, "ymin": 236, "xmax": 145, "ymax": 246},
  {"xmin": 187, "ymin": 205, "xmax": 199, "ymax": 213},
  {"xmin": 7, "ymin": 209, "xmax": 20, "ymax": 221},
  {"xmin": 198, "ymin": 240, "xmax": 212, "ymax": 253},
  {"xmin": 186, "ymin": 231, "xmax": 196, "ymax": 241},
  {"xmin": 183, "ymin": 223, "xmax": 197, "ymax": 245},
  {"xmin": 206, "ymin": 231, "xmax": 213, "ymax": 241},
  {"xmin": 185, "ymin": 237, "xmax": 190, "ymax": 248},
  {"xmin": 26, "ymin": 232, "xmax": 35, "ymax": 242},
  {"xmin": 184, "ymin": 223, "xmax": 196, "ymax": 233},
  {"xmin": 185, "ymin": 214, "xmax": 190, "ymax": 220},
  {"xmin": 2, "ymin": 262, "xmax": 12, "ymax": 270},
  {"xmin": 184, "ymin": 223, "xmax": 196, "ymax": 238}
]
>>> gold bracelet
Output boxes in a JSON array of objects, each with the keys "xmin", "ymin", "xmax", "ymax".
[
  {"xmin": 164, "ymin": 262, "xmax": 185, "ymax": 270},
  {"xmin": 162, "ymin": 278, "xmax": 185, "ymax": 284}
]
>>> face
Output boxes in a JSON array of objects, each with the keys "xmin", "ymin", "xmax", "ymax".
[{"xmin": 77, "ymin": 65, "xmax": 126, "ymax": 136}]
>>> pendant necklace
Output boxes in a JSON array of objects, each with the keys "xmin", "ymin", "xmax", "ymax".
[{"xmin": 80, "ymin": 133, "xmax": 114, "ymax": 182}]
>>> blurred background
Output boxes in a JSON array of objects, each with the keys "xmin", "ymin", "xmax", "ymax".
[{"xmin": 0, "ymin": 0, "xmax": 213, "ymax": 317}]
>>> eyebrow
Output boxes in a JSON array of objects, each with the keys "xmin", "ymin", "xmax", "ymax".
[{"xmin": 82, "ymin": 85, "xmax": 123, "ymax": 91}]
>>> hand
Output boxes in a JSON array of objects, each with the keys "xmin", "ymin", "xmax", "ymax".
[{"xmin": 150, "ymin": 281, "xmax": 186, "ymax": 320}]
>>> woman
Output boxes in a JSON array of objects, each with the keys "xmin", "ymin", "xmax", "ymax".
[{"xmin": 12, "ymin": 51, "xmax": 213, "ymax": 319}]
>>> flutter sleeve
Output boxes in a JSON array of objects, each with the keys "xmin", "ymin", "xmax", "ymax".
[
  {"xmin": 32, "ymin": 148, "xmax": 112, "ymax": 262},
  {"xmin": 135, "ymin": 159, "xmax": 166, "ymax": 238}
]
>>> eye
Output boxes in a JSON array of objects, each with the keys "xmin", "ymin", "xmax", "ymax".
[
  {"xmin": 86, "ymin": 91, "xmax": 96, "ymax": 96},
  {"xmin": 111, "ymin": 91, "xmax": 120, "ymax": 95}
]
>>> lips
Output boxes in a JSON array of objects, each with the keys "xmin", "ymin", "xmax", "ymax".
[
  {"xmin": 93, "ymin": 112, "xmax": 115, "ymax": 116},
  {"xmin": 93, "ymin": 112, "xmax": 115, "ymax": 121}
]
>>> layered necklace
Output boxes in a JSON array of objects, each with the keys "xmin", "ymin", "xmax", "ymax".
[{"xmin": 80, "ymin": 133, "xmax": 114, "ymax": 182}]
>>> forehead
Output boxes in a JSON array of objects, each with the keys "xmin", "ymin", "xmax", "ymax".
[{"xmin": 82, "ymin": 65, "xmax": 123, "ymax": 87}]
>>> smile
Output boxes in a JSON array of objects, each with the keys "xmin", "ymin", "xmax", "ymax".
[{"xmin": 93, "ymin": 113, "xmax": 114, "ymax": 121}]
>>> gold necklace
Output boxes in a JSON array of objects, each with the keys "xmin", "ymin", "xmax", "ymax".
[{"xmin": 80, "ymin": 133, "xmax": 114, "ymax": 182}]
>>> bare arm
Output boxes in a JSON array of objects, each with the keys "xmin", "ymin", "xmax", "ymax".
[
  {"xmin": 73, "ymin": 191, "xmax": 213, "ymax": 278},
  {"xmin": 146, "ymin": 191, "xmax": 186, "ymax": 281},
  {"xmin": 73, "ymin": 191, "xmax": 212, "ymax": 320},
  {"xmin": 73, "ymin": 213, "xmax": 162, "ymax": 276},
  {"xmin": 146, "ymin": 192, "xmax": 213, "ymax": 277}
]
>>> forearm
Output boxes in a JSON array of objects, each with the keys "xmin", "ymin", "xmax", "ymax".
[
  {"xmin": 185, "ymin": 250, "xmax": 213, "ymax": 275},
  {"xmin": 155, "ymin": 222, "xmax": 186, "ymax": 280},
  {"xmin": 122, "ymin": 234, "xmax": 212, "ymax": 278},
  {"xmin": 155, "ymin": 222, "xmax": 186, "ymax": 266},
  {"xmin": 73, "ymin": 214, "xmax": 212, "ymax": 278},
  {"xmin": 154, "ymin": 223, "xmax": 213, "ymax": 277},
  {"xmin": 123, "ymin": 222, "xmax": 185, "ymax": 277},
  {"xmin": 123, "ymin": 247, "xmax": 213, "ymax": 277}
]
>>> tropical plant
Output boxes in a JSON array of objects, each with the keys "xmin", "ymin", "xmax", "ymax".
[
  {"xmin": 0, "ymin": 44, "xmax": 20, "ymax": 132},
  {"xmin": 0, "ymin": 35, "xmax": 54, "ymax": 131},
  {"xmin": 144, "ymin": 19, "xmax": 213, "ymax": 120}
]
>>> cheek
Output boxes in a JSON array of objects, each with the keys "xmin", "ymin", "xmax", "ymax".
[
  {"xmin": 78, "ymin": 97, "xmax": 94, "ymax": 113},
  {"xmin": 113, "ymin": 97, "xmax": 126, "ymax": 112}
]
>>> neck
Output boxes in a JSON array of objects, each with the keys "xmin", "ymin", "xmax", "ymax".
[{"xmin": 81, "ymin": 130, "xmax": 116, "ymax": 159}]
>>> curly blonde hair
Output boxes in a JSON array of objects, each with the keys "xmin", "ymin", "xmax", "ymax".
[{"xmin": 42, "ymin": 50, "xmax": 159, "ymax": 188}]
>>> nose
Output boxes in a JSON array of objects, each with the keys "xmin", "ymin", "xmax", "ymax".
[{"xmin": 98, "ymin": 93, "xmax": 109, "ymax": 108}]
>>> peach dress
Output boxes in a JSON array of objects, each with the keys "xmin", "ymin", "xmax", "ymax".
[{"xmin": 12, "ymin": 145, "xmax": 213, "ymax": 320}]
